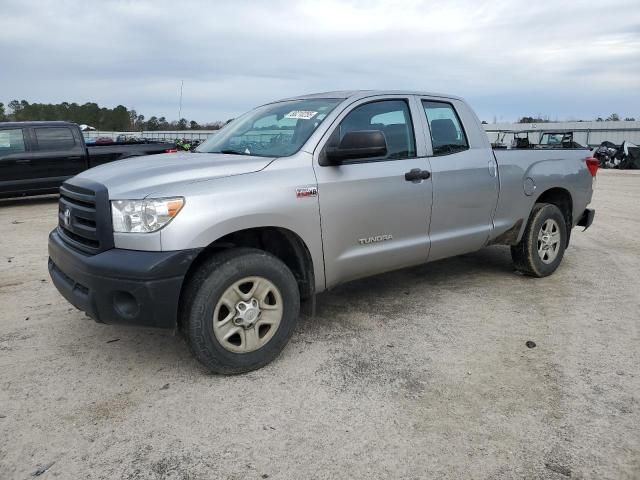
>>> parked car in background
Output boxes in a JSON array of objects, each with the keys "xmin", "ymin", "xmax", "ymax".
[
  {"xmin": 48, "ymin": 90, "xmax": 597, "ymax": 374},
  {"xmin": 93, "ymin": 136, "xmax": 115, "ymax": 145},
  {"xmin": 0, "ymin": 121, "xmax": 176, "ymax": 198}
]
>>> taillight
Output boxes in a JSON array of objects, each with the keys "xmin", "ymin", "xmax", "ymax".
[
  {"xmin": 585, "ymin": 157, "xmax": 599, "ymax": 177},
  {"xmin": 164, "ymin": 148, "xmax": 178, "ymax": 153}
]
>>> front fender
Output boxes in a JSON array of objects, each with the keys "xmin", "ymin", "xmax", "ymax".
[{"xmin": 159, "ymin": 157, "xmax": 325, "ymax": 291}]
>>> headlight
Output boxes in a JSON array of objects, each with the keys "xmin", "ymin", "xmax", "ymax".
[{"xmin": 111, "ymin": 197, "xmax": 184, "ymax": 233}]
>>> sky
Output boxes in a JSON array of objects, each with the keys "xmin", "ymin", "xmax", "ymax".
[{"xmin": 1, "ymin": 0, "xmax": 639, "ymax": 123}]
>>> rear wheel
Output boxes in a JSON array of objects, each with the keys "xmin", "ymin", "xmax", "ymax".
[
  {"xmin": 181, "ymin": 248, "xmax": 300, "ymax": 374},
  {"xmin": 511, "ymin": 203, "xmax": 567, "ymax": 277}
]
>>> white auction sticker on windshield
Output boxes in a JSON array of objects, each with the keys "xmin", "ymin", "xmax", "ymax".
[{"xmin": 284, "ymin": 110, "xmax": 318, "ymax": 120}]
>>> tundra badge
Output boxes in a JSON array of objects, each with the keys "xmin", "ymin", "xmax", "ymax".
[{"xmin": 359, "ymin": 234, "xmax": 393, "ymax": 245}]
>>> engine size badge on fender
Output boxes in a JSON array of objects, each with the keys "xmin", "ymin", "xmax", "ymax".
[{"xmin": 296, "ymin": 186, "xmax": 318, "ymax": 198}]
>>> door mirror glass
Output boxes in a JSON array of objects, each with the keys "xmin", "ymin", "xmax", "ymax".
[{"xmin": 323, "ymin": 130, "xmax": 388, "ymax": 165}]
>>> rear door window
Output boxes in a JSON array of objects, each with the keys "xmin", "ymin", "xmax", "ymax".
[
  {"xmin": 0, "ymin": 129, "xmax": 27, "ymax": 156},
  {"xmin": 34, "ymin": 127, "xmax": 76, "ymax": 151},
  {"xmin": 422, "ymin": 101, "xmax": 469, "ymax": 155}
]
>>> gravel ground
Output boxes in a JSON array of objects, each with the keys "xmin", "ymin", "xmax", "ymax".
[{"xmin": 0, "ymin": 170, "xmax": 638, "ymax": 480}]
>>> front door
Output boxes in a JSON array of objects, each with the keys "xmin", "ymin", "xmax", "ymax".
[{"xmin": 313, "ymin": 97, "xmax": 433, "ymax": 288}]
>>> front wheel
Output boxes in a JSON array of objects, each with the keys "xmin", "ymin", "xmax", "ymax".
[
  {"xmin": 511, "ymin": 203, "xmax": 567, "ymax": 277},
  {"xmin": 181, "ymin": 248, "xmax": 300, "ymax": 374}
]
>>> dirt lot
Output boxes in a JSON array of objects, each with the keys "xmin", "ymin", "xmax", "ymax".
[{"xmin": 0, "ymin": 170, "xmax": 638, "ymax": 480}]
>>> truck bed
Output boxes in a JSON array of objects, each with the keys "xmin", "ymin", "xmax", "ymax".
[
  {"xmin": 87, "ymin": 142, "xmax": 176, "ymax": 168},
  {"xmin": 490, "ymin": 147, "xmax": 593, "ymax": 244}
]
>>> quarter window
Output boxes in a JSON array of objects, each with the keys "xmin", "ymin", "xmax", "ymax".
[
  {"xmin": 422, "ymin": 101, "xmax": 469, "ymax": 155},
  {"xmin": 34, "ymin": 127, "xmax": 76, "ymax": 151},
  {"xmin": 0, "ymin": 129, "xmax": 26, "ymax": 156},
  {"xmin": 338, "ymin": 100, "xmax": 416, "ymax": 160}
]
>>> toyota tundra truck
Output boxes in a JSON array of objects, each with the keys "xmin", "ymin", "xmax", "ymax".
[{"xmin": 48, "ymin": 90, "xmax": 597, "ymax": 374}]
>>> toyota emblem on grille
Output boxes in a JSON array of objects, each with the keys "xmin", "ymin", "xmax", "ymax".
[{"xmin": 63, "ymin": 208, "xmax": 71, "ymax": 227}]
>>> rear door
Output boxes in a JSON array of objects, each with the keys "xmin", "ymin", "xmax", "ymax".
[
  {"xmin": 30, "ymin": 125, "xmax": 86, "ymax": 188},
  {"xmin": 417, "ymin": 97, "xmax": 499, "ymax": 261},
  {"xmin": 313, "ymin": 95, "xmax": 433, "ymax": 288},
  {"xmin": 0, "ymin": 127, "xmax": 32, "ymax": 195}
]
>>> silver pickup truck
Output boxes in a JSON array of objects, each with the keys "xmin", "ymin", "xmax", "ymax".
[{"xmin": 48, "ymin": 90, "xmax": 597, "ymax": 374}]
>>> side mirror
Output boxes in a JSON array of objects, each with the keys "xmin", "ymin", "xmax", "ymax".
[{"xmin": 321, "ymin": 130, "xmax": 387, "ymax": 165}]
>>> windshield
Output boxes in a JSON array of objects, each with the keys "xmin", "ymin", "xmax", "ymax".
[{"xmin": 196, "ymin": 98, "xmax": 342, "ymax": 157}]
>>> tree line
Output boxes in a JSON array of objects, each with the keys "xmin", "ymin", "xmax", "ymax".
[
  {"xmin": 0, "ymin": 100, "xmax": 228, "ymax": 131},
  {"xmin": 1, "ymin": 100, "xmax": 636, "ymax": 129}
]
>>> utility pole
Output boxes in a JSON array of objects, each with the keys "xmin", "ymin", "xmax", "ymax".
[{"xmin": 178, "ymin": 80, "xmax": 184, "ymax": 121}]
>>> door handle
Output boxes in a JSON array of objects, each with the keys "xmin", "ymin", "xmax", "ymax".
[
  {"xmin": 15, "ymin": 159, "xmax": 31, "ymax": 164},
  {"xmin": 67, "ymin": 156, "xmax": 82, "ymax": 160},
  {"xmin": 405, "ymin": 168, "xmax": 431, "ymax": 182}
]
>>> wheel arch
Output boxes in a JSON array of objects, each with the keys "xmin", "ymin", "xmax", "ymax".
[
  {"xmin": 534, "ymin": 187, "xmax": 573, "ymax": 246},
  {"xmin": 178, "ymin": 226, "xmax": 315, "ymax": 329}
]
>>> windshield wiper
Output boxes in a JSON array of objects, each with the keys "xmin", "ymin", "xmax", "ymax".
[{"xmin": 216, "ymin": 149, "xmax": 249, "ymax": 155}]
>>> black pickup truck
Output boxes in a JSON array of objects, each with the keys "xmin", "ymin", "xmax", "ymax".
[{"xmin": 0, "ymin": 121, "xmax": 176, "ymax": 198}]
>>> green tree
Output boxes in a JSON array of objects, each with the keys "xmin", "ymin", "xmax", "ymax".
[
  {"xmin": 135, "ymin": 114, "xmax": 145, "ymax": 130},
  {"xmin": 82, "ymin": 102, "xmax": 101, "ymax": 127},
  {"xmin": 8, "ymin": 100, "xmax": 24, "ymax": 120},
  {"xmin": 606, "ymin": 113, "xmax": 620, "ymax": 121},
  {"xmin": 0, "ymin": 99, "xmax": 230, "ymax": 130},
  {"xmin": 129, "ymin": 109, "xmax": 138, "ymax": 129},
  {"xmin": 109, "ymin": 105, "xmax": 130, "ymax": 130},
  {"xmin": 146, "ymin": 116, "xmax": 160, "ymax": 131},
  {"xmin": 518, "ymin": 116, "xmax": 549, "ymax": 124},
  {"xmin": 158, "ymin": 116, "xmax": 170, "ymax": 130}
]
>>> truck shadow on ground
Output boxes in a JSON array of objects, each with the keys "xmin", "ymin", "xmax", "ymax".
[
  {"xmin": 76, "ymin": 246, "xmax": 516, "ymax": 374},
  {"xmin": 0, "ymin": 194, "xmax": 58, "ymax": 208},
  {"xmin": 309, "ymin": 246, "xmax": 515, "ymax": 321}
]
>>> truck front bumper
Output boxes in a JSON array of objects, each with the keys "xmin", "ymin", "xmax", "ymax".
[{"xmin": 48, "ymin": 229, "xmax": 201, "ymax": 329}]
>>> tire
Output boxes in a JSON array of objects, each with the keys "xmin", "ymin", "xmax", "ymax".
[
  {"xmin": 181, "ymin": 248, "xmax": 300, "ymax": 374},
  {"xmin": 511, "ymin": 203, "xmax": 567, "ymax": 277}
]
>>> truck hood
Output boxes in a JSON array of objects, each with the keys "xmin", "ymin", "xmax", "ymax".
[{"xmin": 75, "ymin": 152, "xmax": 275, "ymax": 198}]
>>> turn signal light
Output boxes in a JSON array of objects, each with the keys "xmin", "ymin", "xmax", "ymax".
[{"xmin": 585, "ymin": 157, "xmax": 599, "ymax": 177}]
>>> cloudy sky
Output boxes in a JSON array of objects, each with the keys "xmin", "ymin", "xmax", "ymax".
[{"xmin": 1, "ymin": 0, "xmax": 639, "ymax": 123}]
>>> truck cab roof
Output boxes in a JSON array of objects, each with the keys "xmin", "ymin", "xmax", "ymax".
[
  {"xmin": 276, "ymin": 90, "xmax": 464, "ymax": 103},
  {"xmin": 0, "ymin": 121, "xmax": 78, "ymax": 129}
]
